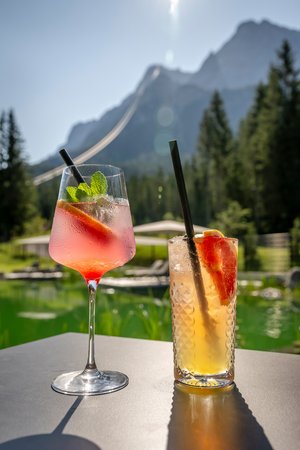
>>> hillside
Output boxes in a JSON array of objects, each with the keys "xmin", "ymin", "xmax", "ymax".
[{"xmin": 33, "ymin": 20, "xmax": 300, "ymax": 177}]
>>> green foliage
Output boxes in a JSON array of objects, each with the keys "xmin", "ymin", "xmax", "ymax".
[
  {"xmin": 66, "ymin": 171, "xmax": 107, "ymax": 202},
  {"xmin": 209, "ymin": 201, "xmax": 252, "ymax": 237},
  {"xmin": 132, "ymin": 244, "xmax": 168, "ymax": 266},
  {"xmin": 36, "ymin": 178, "xmax": 60, "ymax": 222},
  {"xmin": 210, "ymin": 201, "xmax": 260, "ymax": 270},
  {"xmin": 0, "ymin": 110, "xmax": 40, "ymax": 241},
  {"xmin": 290, "ymin": 217, "xmax": 300, "ymax": 266},
  {"xmin": 260, "ymin": 275, "xmax": 285, "ymax": 289},
  {"xmin": 22, "ymin": 215, "xmax": 48, "ymax": 237},
  {"xmin": 3, "ymin": 41, "xmax": 299, "ymax": 264},
  {"xmin": 243, "ymin": 225, "xmax": 261, "ymax": 271},
  {"xmin": 257, "ymin": 247, "xmax": 290, "ymax": 272},
  {"xmin": 0, "ymin": 240, "xmax": 55, "ymax": 273},
  {"xmin": 66, "ymin": 186, "xmax": 80, "ymax": 201},
  {"xmin": 0, "ymin": 280, "xmax": 172, "ymax": 349},
  {"xmin": 194, "ymin": 90, "xmax": 234, "ymax": 224},
  {"xmin": 234, "ymin": 40, "xmax": 300, "ymax": 233},
  {"xmin": 125, "ymin": 41, "xmax": 300, "ymax": 266},
  {"xmin": 1, "ymin": 280, "xmax": 300, "ymax": 353},
  {"xmin": 127, "ymin": 169, "xmax": 181, "ymax": 225},
  {"xmin": 231, "ymin": 84, "xmax": 267, "ymax": 223},
  {"xmin": 90, "ymin": 170, "xmax": 107, "ymax": 195}
]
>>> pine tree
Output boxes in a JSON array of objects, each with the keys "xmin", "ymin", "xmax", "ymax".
[
  {"xmin": 261, "ymin": 41, "xmax": 300, "ymax": 231},
  {"xmin": 195, "ymin": 91, "xmax": 233, "ymax": 224},
  {"xmin": 0, "ymin": 110, "xmax": 38, "ymax": 241},
  {"xmin": 275, "ymin": 41, "xmax": 300, "ymax": 229},
  {"xmin": 36, "ymin": 179, "xmax": 60, "ymax": 221},
  {"xmin": 235, "ymin": 83, "xmax": 267, "ymax": 230},
  {"xmin": 235, "ymin": 40, "xmax": 300, "ymax": 233}
]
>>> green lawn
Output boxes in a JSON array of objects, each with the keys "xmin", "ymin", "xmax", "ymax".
[
  {"xmin": 134, "ymin": 243, "xmax": 291, "ymax": 272},
  {"xmin": 133, "ymin": 244, "xmax": 168, "ymax": 265},
  {"xmin": 0, "ymin": 239, "xmax": 292, "ymax": 274},
  {"xmin": 0, "ymin": 241, "xmax": 56, "ymax": 273},
  {"xmin": 257, "ymin": 246, "xmax": 290, "ymax": 272}
]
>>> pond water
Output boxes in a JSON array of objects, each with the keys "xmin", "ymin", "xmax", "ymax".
[{"xmin": 0, "ymin": 280, "xmax": 299, "ymax": 354}]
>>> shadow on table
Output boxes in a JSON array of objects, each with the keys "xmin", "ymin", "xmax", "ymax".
[
  {"xmin": 167, "ymin": 383, "xmax": 274, "ymax": 450},
  {"xmin": 0, "ymin": 397, "xmax": 101, "ymax": 450}
]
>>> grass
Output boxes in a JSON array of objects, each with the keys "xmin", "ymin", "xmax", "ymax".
[
  {"xmin": 132, "ymin": 244, "xmax": 168, "ymax": 265},
  {"xmin": 0, "ymin": 241, "xmax": 56, "ymax": 273},
  {"xmin": 0, "ymin": 237, "xmax": 292, "ymax": 274},
  {"xmin": 257, "ymin": 246, "xmax": 290, "ymax": 272},
  {"xmin": 0, "ymin": 240, "xmax": 170, "ymax": 273},
  {"xmin": 135, "ymin": 242, "xmax": 243, "ymax": 272},
  {"xmin": 131, "ymin": 243, "xmax": 291, "ymax": 273}
]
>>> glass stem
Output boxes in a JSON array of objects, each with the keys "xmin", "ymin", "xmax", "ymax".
[{"xmin": 86, "ymin": 280, "xmax": 98, "ymax": 370}]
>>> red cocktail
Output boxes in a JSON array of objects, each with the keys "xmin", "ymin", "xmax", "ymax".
[{"xmin": 49, "ymin": 164, "xmax": 136, "ymax": 395}]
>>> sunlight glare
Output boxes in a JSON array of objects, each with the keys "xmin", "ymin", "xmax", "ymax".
[
  {"xmin": 169, "ymin": 0, "xmax": 179, "ymax": 19},
  {"xmin": 165, "ymin": 49, "xmax": 174, "ymax": 65}
]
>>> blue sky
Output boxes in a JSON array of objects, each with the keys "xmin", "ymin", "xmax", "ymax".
[{"xmin": 1, "ymin": 0, "xmax": 300, "ymax": 163}]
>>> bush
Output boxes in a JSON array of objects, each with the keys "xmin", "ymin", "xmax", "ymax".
[
  {"xmin": 290, "ymin": 217, "xmax": 300, "ymax": 266},
  {"xmin": 210, "ymin": 201, "xmax": 260, "ymax": 271}
]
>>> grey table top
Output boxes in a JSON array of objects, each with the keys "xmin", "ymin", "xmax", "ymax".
[{"xmin": 0, "ymin": 333, "xmax": 299, "ymax": 450}]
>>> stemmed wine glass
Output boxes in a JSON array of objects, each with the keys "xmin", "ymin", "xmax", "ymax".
[{"xmin": 49, "ymin": 164, "xmax": 136, "ymax": 395}]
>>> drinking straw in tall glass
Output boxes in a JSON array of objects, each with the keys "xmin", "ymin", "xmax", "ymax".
[
  {"xmin": 168, "ymin": 235, "xmax": 238, "ymax": 388},
  {"xmin": 168, "ymin": 140, "xmax": 238, "ymax": 388}
]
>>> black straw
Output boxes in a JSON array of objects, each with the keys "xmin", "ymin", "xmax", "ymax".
[
  {"xmin": 169, "ymin": 140, "xmax": 194, "ymax": 239},
  {"xmin": 169, "ymin": 140, "xmax": 212, "ymax": 324},
  {"xmin": 59, "ymin": 148, "xmax": 85, "ymax": 184}
]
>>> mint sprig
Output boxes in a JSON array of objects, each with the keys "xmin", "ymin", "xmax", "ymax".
[
  {"xmin": 66, "ymin": 171, "xmax": 107, "ymax": 202},
  {"xmin": 91, "ymin": 171, "xmax": 107, "ymax": 195}
]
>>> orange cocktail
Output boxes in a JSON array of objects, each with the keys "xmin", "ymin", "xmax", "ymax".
[{"xmin": 168, "ymin": 231, "xmax": 238, "ymax": 388}]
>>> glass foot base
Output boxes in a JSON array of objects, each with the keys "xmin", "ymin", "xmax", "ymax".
[
  {"xmin": 176, "ymin": 372, "xmax": 234, "ymax": 389},
  {"xmin": 51, "ymin": 368, "xmax": 129, "ymax": 396},
  {"xmin": 177, "ymin": 378, "xmax": 233, "ymax": 389}
]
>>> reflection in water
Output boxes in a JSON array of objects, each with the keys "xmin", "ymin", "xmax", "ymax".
[
  {"xmin": 235, "ymin": 294, "xmax": 300, "ymax": 353},
  {"xmin": 265, "ymin": 303, "xmax": 283, "ymax": 339},
  {"xmin": 1, "ymin": 280, "xmax": 299, "ymax": 352},
  {"xmin": 0, "ymin": 397, "xmax": 102, "ymax": 450},
  {"xmin": 167, "ymin": 383, "xmax": 274, "ymax": 450},
  {"xmin": 0, "ymin": 280, "xmax": 172, "ymax": 349}
]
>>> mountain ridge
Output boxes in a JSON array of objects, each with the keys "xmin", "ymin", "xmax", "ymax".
[{"xmin": 33, "ymin": 19, "xmax": 300, "ymax": 177}]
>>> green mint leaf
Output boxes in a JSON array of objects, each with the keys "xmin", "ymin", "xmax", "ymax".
[
  {"xmin": 65, "ymin": 171, "xmax": 107, "ymax": 202},
  {"xmin": 66, "ymin": 186, "xmax": 78, "ymax": 202},
  {"xmin": 76, "ymin": 182, "xmax": 92, "ymax": 200},
  {"xmin": 91, "ymin": 171, "xmax": 107, "ymax": 196}
]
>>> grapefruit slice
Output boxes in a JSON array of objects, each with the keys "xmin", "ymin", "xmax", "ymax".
[
  {"xmin": 57, "ymin": 200, "xmax": 114, "ymax": 243},
  {"xmin": 203, "ymin": 229, "xmax": 224, "ymax": 238},
  {"xmin": 194, "ymin": 230, "xmax": 237, "ymax": 305}
]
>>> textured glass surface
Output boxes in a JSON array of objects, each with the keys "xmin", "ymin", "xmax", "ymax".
[{"xmin": 169, "ymin": 236, "xmax": 237, "ymax": 388}]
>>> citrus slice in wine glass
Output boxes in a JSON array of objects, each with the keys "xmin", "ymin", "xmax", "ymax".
[{"xmin": 57, "ymin": 200, "xmax": 114, "ymax": 243}]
